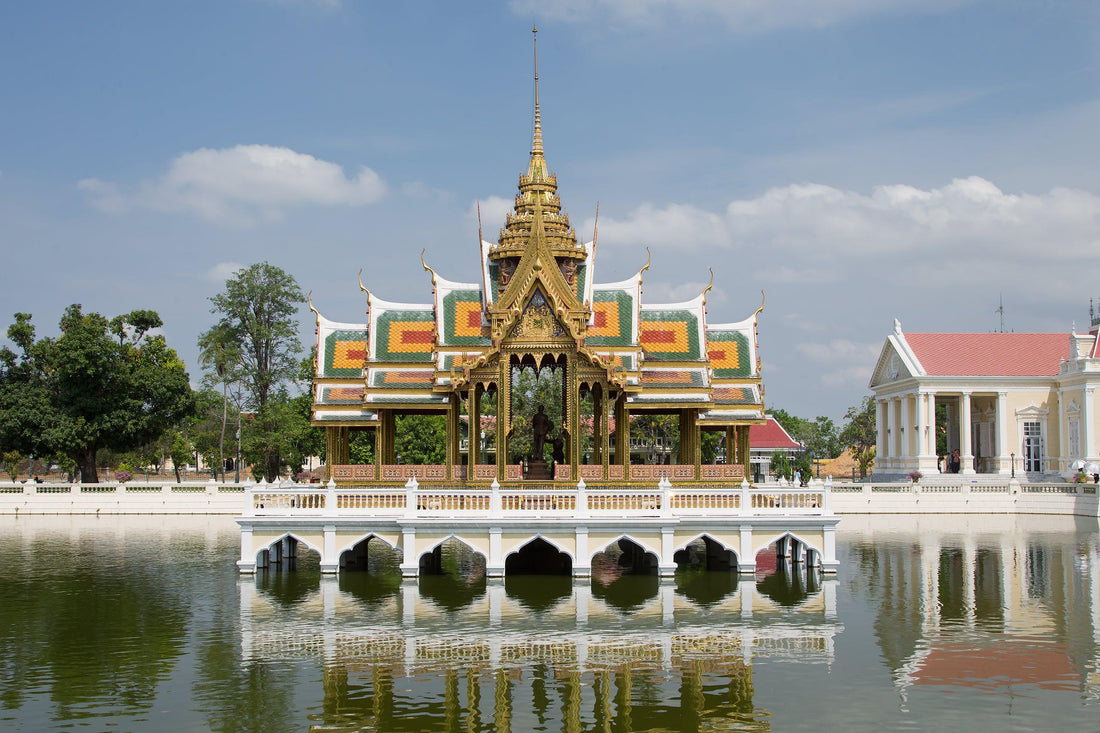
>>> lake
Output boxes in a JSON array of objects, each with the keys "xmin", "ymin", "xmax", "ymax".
[{"xmin": 0, "ymin": 514, "xmax": 1097, "ymax": 731}]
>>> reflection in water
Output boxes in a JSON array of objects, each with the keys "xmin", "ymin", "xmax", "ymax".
[
  {"xmin": 503, "ymin": 574, "xmax": 574, "ymax": 612},
  {"xmin": 676, "ymin": 568, "xmax": 740, "ymax": 607},
  {"xmin": 755, "ymin": 558, "xmax": 820, "ymax": 607},
  {"xmin": 4, "ymin": 515, "xmax": 1098, "ymax": 730},
  {"xmin": 590, "ymin": 573, "xmax": 660, "ymax": 611}
]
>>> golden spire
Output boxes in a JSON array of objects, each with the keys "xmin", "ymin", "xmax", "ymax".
[{"xmin": 532, "ymin": 25, "xmax": 543, "ymax": 157}]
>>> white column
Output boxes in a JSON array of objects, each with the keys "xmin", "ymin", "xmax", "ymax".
[
  {"xmin": 1085, "ymin": 387, "xmax": 1096, "ymax": 460},
  {"xmin": 400, "ymin": 528, "xmax": 418, "ymax": 577},
  {"xmin": 916, "ymin": 391, "xmax": 930, "ymax": 468},
  {"xmin": 885, "ymin": 399, "xmax": 896, "ymax": 469},
  {"xmin": 961, "ymin": 391, "xmax": 975, "ymax": 475},
  {"xmin": 876, "ymin": 399, "xmax": 888, "ymax": 465},
  {"xmin": 321, "ymin": 524, "xmax": 337, "ymax": 574},
  {"xmin": 574, "ymin": 527, "xmax": 590, "ymax": 578},
  {"xmin": 900, "ymin": 395, "xmax": 910, "ymax": 463},
  {"xmin": 996, "ymin": 391, "xmax": 1010, "ymax": 475}
]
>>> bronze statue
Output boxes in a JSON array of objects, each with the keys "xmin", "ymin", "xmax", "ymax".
[
  {"xmin": 532, "ymin": 405, "xmax": 551, "ymax": 460},
  {"xmin": 551, "ymin": 428, "xmax": 566, "ymax": 464}
]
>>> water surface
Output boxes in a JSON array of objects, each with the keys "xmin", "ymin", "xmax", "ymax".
[{"xmin": 0, "ymin": 514, "xmax": 1097, "ymax": 731}]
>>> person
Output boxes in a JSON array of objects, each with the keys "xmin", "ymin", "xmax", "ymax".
[
  {"xmin": 950, "ymin": 449, "xmax": 961, "ymax": 474},
  {"xmin": 794, "ymin": 470, "xmax": 802, "ymax": 486},
  {"xmin": 551, "ymin": 429, "xmax": 566, "ymax": 464},
  {"xmin": 531, "ymin": 405, "xmax": 551, "ymax": 460}
]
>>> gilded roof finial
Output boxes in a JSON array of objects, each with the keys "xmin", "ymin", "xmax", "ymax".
[
  {"xmin": 701, "ymin": 268, "xmax": 714, "ymax": 304},
  {"xmin": 420, "ymin": 248, "xmax": 438, "ymax": 286},
  {"xmin": 357, "ymin": 268, "xmax": 370, "ymax": 297},
  {"xmin": 532, "ymin": 24, "xmax": 542, "ymax": 156},
  {"xmin": 307, "ymin": 290, "xmax": 318, "ymax": 317}
]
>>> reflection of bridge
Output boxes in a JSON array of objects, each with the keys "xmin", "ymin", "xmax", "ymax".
[
  {"xmin": 235, "ymin": 478, "xmax": 840, "ymax": 577},
  {"xmin": 240, "ymin": 574, "xmax": 840, "ymax": 731}
]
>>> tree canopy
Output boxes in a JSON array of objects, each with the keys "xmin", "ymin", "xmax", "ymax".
[
  {"xmin": 840, "ymin": 395, "xmax": 877, "ymax": 478},
  {"xmin": 0, "ymin": 306, "xmax": 192, "ymax": 482},
  {"xmin": 199, "ymin": 263, "xmax": 305, "ymax": 480}
]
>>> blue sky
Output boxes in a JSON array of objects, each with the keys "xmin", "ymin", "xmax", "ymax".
[{"xmin": 3, "ymin": 0, "xmax": 1099, "ymax": 421}]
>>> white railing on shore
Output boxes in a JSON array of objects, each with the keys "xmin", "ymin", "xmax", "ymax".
[
  {"xmin": 822, "ymin": 477, "xmax": 1098, "ymax": 517},
  {"xmin": 1, "ymin": 478, "xmax": 249, "ymax": 495},
  {"xmin": 243, "ymin": 476, "xmax": 833, "ymax": 519}
]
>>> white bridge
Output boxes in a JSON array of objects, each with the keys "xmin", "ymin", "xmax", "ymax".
[{"xmin": 236, "ymin": 477, "xmax": 840, "ymax": 577}]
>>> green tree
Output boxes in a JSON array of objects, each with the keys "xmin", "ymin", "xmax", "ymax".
[
  {"xmin": 394, "ymin": 415, "xmax": 446, "ymax": 465},
  {"xmin": 841, "ymin": 396, "xmax": 877, "ymax": 478},
  {"xmin": 0, "ymin": 307, "xmax": 192, "ymax": 483},
  {"xmin": 770, "ymin": 450, "xmax": 791, "ymax": 480},
  {"xmin": 200, "ymin": 263, "xmax": 304, "ymax": 480},
  {"xmin": 1, "ymin": 450, "xmax": 20, "ymax": 482}
]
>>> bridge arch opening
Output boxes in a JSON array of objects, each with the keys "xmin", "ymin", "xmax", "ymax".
[
  {"xmin": 505, "ymin": 537, "xmax": 572, "ymax": 576},
  {"xmin": 592, "ymin": 537, "xmax": 659, "ymax": 578},
  {"xmin": 754, "ymin": 534, "xmax": 822, "ymax": 607},
  {"xmin": 339, "ymin": 534, "xmax": 400, "ymax": 573},
  {"xmin": 674, "ymin": 536, "xmax": 739, "ymax": 573},
  {"xmin": 417, "ymin": 537, "xmax": 487, "ymax": 610}
]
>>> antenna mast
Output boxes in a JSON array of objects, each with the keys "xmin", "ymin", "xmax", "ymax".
[{"xmin": 995, "ymin": 294, "xmax": 1006, "ymax": 333}]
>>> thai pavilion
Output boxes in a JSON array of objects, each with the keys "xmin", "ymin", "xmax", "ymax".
[{"xmin": 308, "ymin": 36, "xmax": 766, "ymax": 486}]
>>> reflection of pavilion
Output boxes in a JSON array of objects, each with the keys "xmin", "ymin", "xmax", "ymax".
[
  {"xmin": 843, "ymin": 515, "xmax": 1100, "ymax": 700},
  {"xmin": 240, "ymin": 576, "xmax": 839, "ymax": 731}
]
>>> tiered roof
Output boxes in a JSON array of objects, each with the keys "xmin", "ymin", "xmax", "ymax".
[{"xmin": 310, "ymin": 29, "xmax": 765, "ymax": 427}]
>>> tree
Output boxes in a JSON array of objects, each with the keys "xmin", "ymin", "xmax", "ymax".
[
  {"xmin": 841, "ymin": 396, "xmax": 877, "ymax": 478},
  {"xmin": 0, "ymin": 307, "xmax": 192, "ymax": 483},
  {"xmin": 2, "ymin": 450, "xmax": 20, "ymax": 482},
  {"xmin": 200, "ymin": 263, "xmax": 304, "ymax": 480}
]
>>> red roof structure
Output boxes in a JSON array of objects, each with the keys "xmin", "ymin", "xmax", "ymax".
[
  {"xmin": 904, "ymin": 333, "xmax": 1067, "ymax": 377},
  {"xmin": 750, "ymin": 416, "xmax": 800, "ymax": 450}
]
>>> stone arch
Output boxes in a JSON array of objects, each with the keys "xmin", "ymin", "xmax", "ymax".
[
  {"xmin": 586, "ymin": 532, "xmax": 660, "ymax": 567},
  {"xmin": 505, "ymin": 535, "xmax": 573, "ymax": 575},
  {"xmin": 752, "ymin": 530, "xmax": 823, "ymax": 568},
  {"xmin": 590, "ymin": 534, "xmax": 660, "ymax": 577},
  {"xmin": 674, "ymin": 532, "xmax": 740, "ymax": 571},
  {"xmin": 589, "ymin": 530, "xmax": 655, "ymax": 572},
  {"xmin": 418, "ymin": 533, "xmax": 489, "ymax": 575},
  {"xmin": 255, "ymin": 531, "xmax": 322, "ymax": 570},
  {"xmin": 338, "ymin": 532, "xmax": 399, "ymax": 572}
]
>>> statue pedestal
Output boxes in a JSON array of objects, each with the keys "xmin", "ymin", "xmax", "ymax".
[{"xmin": 526, "ymin": 460, "xmax": 551, "ymax": 481}]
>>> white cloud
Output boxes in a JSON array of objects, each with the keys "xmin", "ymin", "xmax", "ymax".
[
  {"xmin": 512, "ymin": 0, "xmax": 972, "ymax": 33},
  {"xmin": 80, "ymin": 145, "xmax": 386, "ymax": 225},
  {"xmin": 795, "ymin": 339, "xmax": 881, "ymax": 389},
  {"xmin": 594, "ymin": 177, "xmax": 1100, "ymax": 268},
  {"xmin": 467, "ymin": 196, "xmax": 514, "ymax": 236},
  {"xmin": 205, "ymin": 262, "xmax": 245, "ymax": 282}
]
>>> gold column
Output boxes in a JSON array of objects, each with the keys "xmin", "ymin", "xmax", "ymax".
[
  {"xmin": 725, "ymin": 427, "xmax": 735, "ymax": 469},
  {"xmin": 614, "ymin": 393, "xmax": 629, "ymax": 470},
  {"xmin": 379, "ymin": 410, "xmax": 396, "ymax": 468},
  {"xmin": 445, "ymin": 394, "xmax": 461, "ymax": 480},
  {"xmin": 740, "ymin": 425, "xmax": 752, "ymax": 482},
  {"xmin": 468, "ymin": 386, "xmax": 481, "ymax": 478},
  {"xmin": 497, "ymin": 361, "xmax": 511, "ymax": 480},
  {"xmin": 568, "ymin": 361, "xmax": 580, "ymax": 479}
]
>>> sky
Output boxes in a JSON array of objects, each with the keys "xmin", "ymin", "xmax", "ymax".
[{"xmin": 2, "ymin": 0, "xmax": 1100, "ymax": 421}]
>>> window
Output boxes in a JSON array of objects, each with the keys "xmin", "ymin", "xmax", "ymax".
[{"xmin": 1023, "ymin": 421, "xmax": 1042, "ymax": 472}]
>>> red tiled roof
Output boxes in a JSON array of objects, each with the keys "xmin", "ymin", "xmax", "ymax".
[
  {"xmin": 750, "ymin": 417, "xmax": 800, "ymax": 450},
  {"xmin": 904, "ymin": 333, "xmax": 1067, "ymax": 377}
]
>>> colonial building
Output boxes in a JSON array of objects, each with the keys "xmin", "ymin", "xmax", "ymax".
[
  {"xmin": 869, "ymin": 314, "xmax": 1100, "ymax": 480},
  {"xmin": 308, "ymin": 32, "xmax": 767, "ymax": 485}
]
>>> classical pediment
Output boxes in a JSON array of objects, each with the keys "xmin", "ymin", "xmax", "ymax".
[{"xmin": 869, "ymin": 339, "xmax": 914, "ymax": 387}]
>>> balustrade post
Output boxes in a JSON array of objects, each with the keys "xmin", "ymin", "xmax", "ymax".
[
  {"xmin": 405, "ymin": 476, "xmax": 419, "ymax": 516},
  {"xmin": 823, "ymin": 476, "xmax": 832, "ymax": 515},
  {"xmin": 659, "ymin": 477, "xmax": 672, "ymax": 517},
  {"xmin": 575, "ymin": 479, "xmax": 588, "ymax": 518},
  {"xmin": 243, "ymin": 486, "xmax": 256, "ymax": 517},
  {"xmin": 490, "ymin": 479, "xmax": 502, "ymax": 517},
  {"xmin": 739, "ymin": 477, "xmax": 749, "ymax": 516},
  {"xmin": 326, "ymin": 478, "xmax": 337, "ymax": 513}
]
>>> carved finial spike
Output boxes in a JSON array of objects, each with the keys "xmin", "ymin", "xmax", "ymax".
[
  {"xmin": 307, "ymin": 290, "xmax": 318, "ymax": 316},
  {"xmin": 357, "ymin": 268, "xmax": 370, "ymax": 297},
  {"xmin": 532, "ymin": 24, "xmax": 542, "ymax": 156},
  {"xmin": 701, "ymin": 268, "xmax": 714, "ymax": 302},
  {"xmin": 753, "ymin": 290, "xmax": 766, "ymax": 320},
  {"xmin": 640, "ymin": 247, "xmax": 652, "ymax": 275},
  {"xmin": 420, "ymin": 248, "xmax": 438, "ymax": 285}
]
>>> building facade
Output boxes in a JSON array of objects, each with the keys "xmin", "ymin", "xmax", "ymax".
[{"xmin": 869, "ymin": 315, "xmax": 1100, "ymax": 480}]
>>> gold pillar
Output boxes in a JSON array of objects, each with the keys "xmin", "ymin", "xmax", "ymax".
[
  {"xmin": 725, "ymin": 426, "xmax": 735, "ymax": 468},
  {"xmin": 468, "ymin": 386, "xmax": 481, "ymax": 478},
  {"xmin": 445, "ymin": 394, "xmax": 461, "ymax": 480},
  {"xmin": 740, "ymin": 425, "xmax": 752, "ymax": 481},
  {"xmin": 324, "ymin": 426, "xmax": 350, "ymax": 480},
  {"xmin": 615, "ymin": 394, "xmax": 629, "ymax": 469},
  {"xmin": 379, "ymin": 410, "xmax": 396, "ymax": 467},
  {"xmin": 568, "ymin": 361, "xmax": 580, "ymax": 479},
  {"xmin": 497, "ymin": 360, "xmax": 511, "ymax": 480}
]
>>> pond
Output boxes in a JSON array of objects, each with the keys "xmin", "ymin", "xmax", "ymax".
[{"xmin": 0, "ymin": 514, "xmax": 1096, "ymax": 730}]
